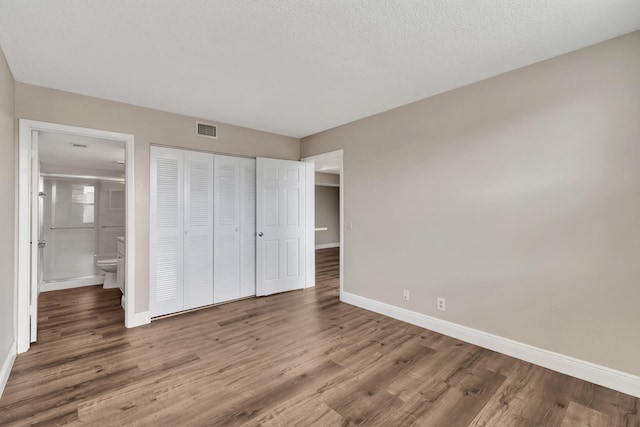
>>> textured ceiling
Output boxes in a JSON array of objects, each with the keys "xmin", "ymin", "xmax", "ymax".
[{"xmin": 1, "ymin": 1, "xmax": 639, "ymax": 138}]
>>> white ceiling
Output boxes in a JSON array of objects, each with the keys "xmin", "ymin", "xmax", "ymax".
[
  {"xmin": 38, "ymin": 131, "xmax": 125, "ymax": 179},
  {"xmin": 1, "ymin": 1, "xmax": 639, "ymax": 138}
]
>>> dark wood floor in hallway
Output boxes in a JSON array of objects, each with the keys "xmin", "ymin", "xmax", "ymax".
[{"xmin": 1, "ymin": 248, "xmax": 638, "ymax": 426}]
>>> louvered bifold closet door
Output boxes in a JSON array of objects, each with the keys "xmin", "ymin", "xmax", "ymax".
[
  {"xmin": 213, "ymin": 155, "xmax": 241, "ymax": 303},
  {"xmin": 240, "ymin": 158, "xmax": 256, "ymax": 298},
  {"xmin": 150, "ymin": 147, "xmax": 184, "ymax": 317},
  {"xmin": 183, "ymin": 151, "xmax": 214, "ymax": 310}
]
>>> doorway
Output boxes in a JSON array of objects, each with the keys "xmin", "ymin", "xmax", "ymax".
[
  {"xmin": 17, "ymin": 120, "xmax": 135, "ymax": 353},
  {"xmin": 38, "ymin": 132, "xmax": 125, "ymax": 292},
  {"xmin": 302, "ymin": 150, "xmax": 344, "ymax": 296}
]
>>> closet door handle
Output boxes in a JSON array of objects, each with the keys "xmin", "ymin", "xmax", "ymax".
[{"xmin": 258, "ymin": 232, "xmax": 263, "ymax": 237}]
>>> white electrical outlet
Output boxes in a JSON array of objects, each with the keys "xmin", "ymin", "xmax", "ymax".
[
  {"xmin": 402, "ymin": 289, "xmax": 410, "ymax": 301},
  {"xmin": 437, "ymin": 297, "xmax": 446, "ymax": 311}
]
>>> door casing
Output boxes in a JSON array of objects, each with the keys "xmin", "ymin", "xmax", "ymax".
[
  {"xmin": 302, "ymin": 150, "xmax": 344, "ymax": 297},
  {"xmin": 17, "ymin": 120, "xmax": 136, "ymax": 353}
]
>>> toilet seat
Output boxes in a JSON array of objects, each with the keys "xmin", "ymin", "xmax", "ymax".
[{"xmin": 97, "ymin": 258, "xmax": 118, "ymax": 274}]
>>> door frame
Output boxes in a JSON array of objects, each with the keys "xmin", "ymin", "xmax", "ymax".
[
  {"xmin": 302, "ymin": 149, "xmax": 344, "ymax": 297},
  {"xmin": 17, "ymin": 120, "xmax": 136, "ymax": 353}
]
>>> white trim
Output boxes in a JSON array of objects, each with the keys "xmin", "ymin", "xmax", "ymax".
[
  {"xmin": 41, "ymin": 173, "xmax": 125, "ymax": 183},
  {"xmin": 17, "ymin": 123, "xmax": 30, "ymax": 353},
  {"xmin": 315, "ymin": 243, "xmax": 340, "ymax": 249},
  {"xmin": 339, "ymin": 156, "xmax": 343, "ymax": 296},
  {"xmin": 29, "ymin": 130, "xmax": 39, "ymax": 343},
  {"xmin": 123, "ymin": 126, "xmax": 136, "ymax": 328},
  {"xmin": 340, "ymin": 291, "xmax": 640, "ymax": 398},
  {"xmin": 130, "ymin": 311, "xmax": 151, "ymax": 327},
  {"xmin": 304, "ymin": 162, "xmax": 315, "ymax": 288},
  {"xmin": 40, "ymin": 276, "xmax": 104, "ymax": 292},
  {"xmin": 315, "ymin": 183, "xmax": 340, "ymax": 188},
  {"xmin": 17, "ymin": 120, "xmax": 137, "ymax": 353},
  {"xmin": 0, "ymin": 341, "xmax": 16, "ymax": 398}
]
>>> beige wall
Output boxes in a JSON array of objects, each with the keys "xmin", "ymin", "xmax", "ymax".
[
  {"xmin": 301, "ymin": 32, "xmax": 640, "ymax": 375},
  {"xmin": 15, "ymin": 84, "xmax": 300, "ymax": 313},
  {"xmin": 0, "ymin": 48, "xmax": 15, "ymax": 365},
  {"xmin": 315, "ymin": 172, "xmax": 340, "ymax": 186},
  {"xmin": 315, "ymin": 185, "xmax": 340, "ymax": 246}
]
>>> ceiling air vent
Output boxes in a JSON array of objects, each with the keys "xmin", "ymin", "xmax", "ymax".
[{"xmin": 196, "ymin": 122, "xmax": 218, "ymax": 139}]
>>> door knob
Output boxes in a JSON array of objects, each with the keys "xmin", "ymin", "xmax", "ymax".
[{"xmin": 258, "ymin": 232, "xmax": 263, "ymax": 237}]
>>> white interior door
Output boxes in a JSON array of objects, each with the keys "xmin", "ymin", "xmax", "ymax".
[
  {"xmin": 183, "ymin": 151, "xmax": 214, "ymax": 309},
  {"xmin": 214, "ymin": 155, "xmax": 241, "ymax": 303},
  {"xmin": 256, "ymin": 158, "xmax": 306, "ymax": 296},
  {"xmin": 150, "ymin": 146, "xmax": 184, "ymax": 317},
  {"xmin": 29, "ymin": 130, "xmax": 39, "ymax": 343}
]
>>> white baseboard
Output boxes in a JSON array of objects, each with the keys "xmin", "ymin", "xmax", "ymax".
[
  {"xmin": 340, "ymin": 291, "xmax": 640, "ymax": 398},
  {"xmin": 40, "ymin": 276, "xmax": 104, "ymax": 292},
  {"xmin": 315, "ymin": 243, "xmax": 340, "ymax": 249},
  {"xmin": 0, "ymin": 340, "xmax": 16, "ymax": 399},
  {"xmin": 126, "ymin": 310, "xmax": 151, "ymax": 328}
]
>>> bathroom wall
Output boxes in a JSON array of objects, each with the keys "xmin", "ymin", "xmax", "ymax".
[
  {"xmin": 42, "ymin": 178, "xmax": 98, "ymax": 281},
  {"xmin": 96, "ymin": 181, "xmax": 125, "ymax": 261}
]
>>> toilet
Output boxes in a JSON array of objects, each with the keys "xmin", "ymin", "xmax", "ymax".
[{"xmin": 97, "ymin": 258, "xmax": 118, "ymax": 289}]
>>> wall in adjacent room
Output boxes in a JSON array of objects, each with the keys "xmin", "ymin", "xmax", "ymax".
[
  {"xmin": 315, "ymin": 172, "xmax": 339, "ymax": 186},
  {"xmin": 315, "ymin": 185, "xmax": 340, "ymax": 247}
]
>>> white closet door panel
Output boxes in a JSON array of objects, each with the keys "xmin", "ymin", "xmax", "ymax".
[
  {"xmin": 150, "ymin": 147, "xmax": 184, "ymax": 317},
  {"xmin": 214, "ymin": 233, "xmax": 240, "ymax": 302},
  {"xmin": 183, "ymin": 151, "xmax": 214, "ymax": 310},
  {"xmin": 214, "ymin": 155, "xmax": 241, "ymax": 303},
  {"xmin": 256, "ymin": 158, "xmax": 306, "ymax": 296},
  {"xmin": 240, "ymin": 158, "xmax": 256, "ymax": 298}
]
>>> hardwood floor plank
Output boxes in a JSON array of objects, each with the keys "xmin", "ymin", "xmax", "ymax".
[
  {"xmin": 1, "ymin": 248, "xmax": 638, "ymax": 426},
  {"xmin": 252, "ymin": 399, "xmax": 345, "ymax": 427},
  {"xmin": 561, "ymin": 401, "xmax": 609, "ymax": 427}
]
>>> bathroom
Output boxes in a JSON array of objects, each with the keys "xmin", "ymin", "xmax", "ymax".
[{"xmin": 37, "ymin": 131, "xmax": 126, "ymax": 303}]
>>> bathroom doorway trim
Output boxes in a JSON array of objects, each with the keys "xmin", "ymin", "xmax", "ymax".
[{"xmin": 17, "ymin": 120, "xmax": 137, "ymax": 354}]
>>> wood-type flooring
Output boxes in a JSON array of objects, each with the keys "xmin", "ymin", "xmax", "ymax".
[{"xmin": 1, "ymin": 248, "xmax": 638, "ymax": 426}]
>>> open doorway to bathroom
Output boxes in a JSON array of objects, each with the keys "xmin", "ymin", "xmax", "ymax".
[
  {"xmin": 17, "ymin": 120, "xmax": 135, "ymax": 354},
  {"xmin": 38, "ymin": 132, "xmax": 126, "ymax": 296}
]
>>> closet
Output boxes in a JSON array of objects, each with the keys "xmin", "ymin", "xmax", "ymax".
[
  {"xmin": 150, "ymin": 146, "xmax": 255, "ymax": 317},
  {"xmin": 213, "ymin": 155, "xmax": 256, "ymax": 303}
]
